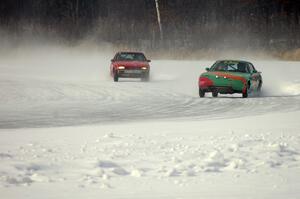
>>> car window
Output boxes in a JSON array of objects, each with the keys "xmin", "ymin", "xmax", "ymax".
[
  {"xmin": 134, "ymin": 54, "xmax": 147, "ymax": 61},
  {"xmin": 114, "ymin": 53, "xmax": 119, "ymax": 60},
  {"xmin": 116, "ymin": 53, "xmax": 146, "ymax": 61},
  {"xmin": 248, "ymin": 63, "xmax": 255, "ymax": 73},
  {"xmin": 211, "ymin": 61, "xmax": 249, "ymax": 73}
]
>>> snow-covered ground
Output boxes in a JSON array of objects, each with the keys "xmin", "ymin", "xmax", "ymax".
[{"xmin": 0, "ymin": 48, "xmax": 300, "ymax": 198}]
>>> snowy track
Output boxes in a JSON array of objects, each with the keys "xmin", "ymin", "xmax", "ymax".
[
  {"xmin": 0, "ymin": 79, "xmax": 300, "ymax": 129},
  {"xmin": 0, "ymin": 56, "xmax": 300, "ymax": 128},
  {"xmin": 1, "ymin": 50, "xmax": 300, "ymax": 199}
]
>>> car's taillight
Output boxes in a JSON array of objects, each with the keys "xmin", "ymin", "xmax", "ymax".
[{"xmin": 199, "ymin": 77, "xmax": 213, "ymax": 87}]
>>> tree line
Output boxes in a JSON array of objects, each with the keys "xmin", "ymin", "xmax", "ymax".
[{"xmin": 0, "ymin": 0, "xmax": 299, "ymax": 52}]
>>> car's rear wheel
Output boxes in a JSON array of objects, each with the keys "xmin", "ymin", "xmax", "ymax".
[
  {"xmin": 113, "ymin": 72, "xmax": 119, "ymax": 82},
  {"xmin": 212, "ymin": 91, "xmax": 218, "ymax": 97},
  {"xmin": 199, "ymin": 88, "xmax": 205, "ymax": 98},
  {"xmin": 242, "ymin": 90, "xmax": 248, "ymax": 98},
  {"xmin": 243, "ymin": 81, "xmax": 250, "ymax": 98}
]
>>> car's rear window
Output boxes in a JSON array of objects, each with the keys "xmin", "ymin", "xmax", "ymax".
[
  {"xmin": 116, "ymin": 53, "xmax": 146, "ymax": 61},
  {"xmin": 211, "ymin": 61, "xmax": 249, "ymax": 73}
]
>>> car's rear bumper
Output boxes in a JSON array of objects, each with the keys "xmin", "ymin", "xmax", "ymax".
[
  {"xmin": 200, "ymin": 86, "xmax": 243, "ymax": 94},
  {"xmin": 117, "ymin": 69, "xmax": 149, "ymax": 78}
]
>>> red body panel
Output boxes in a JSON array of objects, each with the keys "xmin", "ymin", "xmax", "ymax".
[{"xmin": 199, "ymin": 77, "xmax": 214, "ymax": 88}]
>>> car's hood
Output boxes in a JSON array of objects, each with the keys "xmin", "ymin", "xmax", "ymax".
[{"xmin": 113, "ymin": 61, "xmax": 149, "ymax": 67}]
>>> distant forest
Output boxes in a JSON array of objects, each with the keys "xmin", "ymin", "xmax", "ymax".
[{"xmin": 1, "ymin": 0, "xmax": 300, "ymax": 53}]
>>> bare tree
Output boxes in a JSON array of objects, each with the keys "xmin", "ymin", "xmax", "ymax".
[{"xmin": 155, "ymin": 0, "xmax": 163, "ymax": 41}]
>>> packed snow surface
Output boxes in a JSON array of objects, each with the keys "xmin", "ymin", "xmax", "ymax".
[{"xmin": 0, "ymin": 49, "xmax": 300, "ymax": 199}]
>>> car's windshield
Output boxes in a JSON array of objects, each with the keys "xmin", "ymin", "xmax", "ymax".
[
  {"xmin": 116, "ymin": 53, "xmax": 146, "ymax": 61},
  {"xmin": 210, "ymin": 61, "xmax": 249, "ymax": 73}
]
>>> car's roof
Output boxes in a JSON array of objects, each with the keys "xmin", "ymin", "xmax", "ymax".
[
  {"xmin": 216, "ymin": 59, "xmax": 251, "ymax": 64},
  {"xmin": 118, "ymin": 51, "xmax": 145, "ymax": 54}
]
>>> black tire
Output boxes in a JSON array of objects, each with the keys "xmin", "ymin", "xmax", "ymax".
[
  {"xmin": 212, "ymin": 91, "xmax": 218, "ymax": 97},
  {"xmin": 242, "ymin": 90, "xmax": 248, "ymax": 98},
  {"xmin": 113, "ymin": 72, "xmax": 119, "ymax": 82},
  {"xmin": 243, "ymin": 81, "xmax": 250, "ymax": 98},
  {"xmin": 199, "ymin": 88, "xmax": 205, "ymax": 98}
]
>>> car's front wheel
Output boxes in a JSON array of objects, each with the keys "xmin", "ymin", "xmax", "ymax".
[
  {"xmin": 199, "ymin": 88, "xmax": 205, "ymax": 98},
  {"xmin": 141, "ymin": 73, "xmax": 150, "ymax": 82},
  {"xmin": 113, "ymin": 72, "xmax": 119, "ymax": 82}
]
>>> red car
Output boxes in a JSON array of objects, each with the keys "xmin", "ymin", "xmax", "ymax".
[{"xmin": 110, "ymin": 52, "xmax": 151, "ymax": 82}]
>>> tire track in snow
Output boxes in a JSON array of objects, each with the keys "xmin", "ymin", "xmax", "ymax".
[{"xmin": 0, "ymin": 79, "xmax": 299, "ymax": 129}]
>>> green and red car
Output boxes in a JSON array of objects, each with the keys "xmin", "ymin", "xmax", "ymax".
[{"xmin": 198, "ymin": 60, "xmax": 262, "ymax": 98}]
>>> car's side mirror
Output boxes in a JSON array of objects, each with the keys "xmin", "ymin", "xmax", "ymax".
[
  {"xmin": 111, "ymin": 59, "xmax": 115, "ymax": 62},
  {"xmin": 205, "ymin": 67, "xmax": 210, "ymax": 71},
  {"xmin": 252, "ymin": 70, "xmax": 257, "ymax": 73},
  {"xmin": 147, "ymin": 60, "xmax": 151, "ymax": 62}
]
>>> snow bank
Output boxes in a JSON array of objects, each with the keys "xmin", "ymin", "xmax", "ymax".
[{"xmin": 0, "ymin": 111, "xmax": 300, "ymax": 198}]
